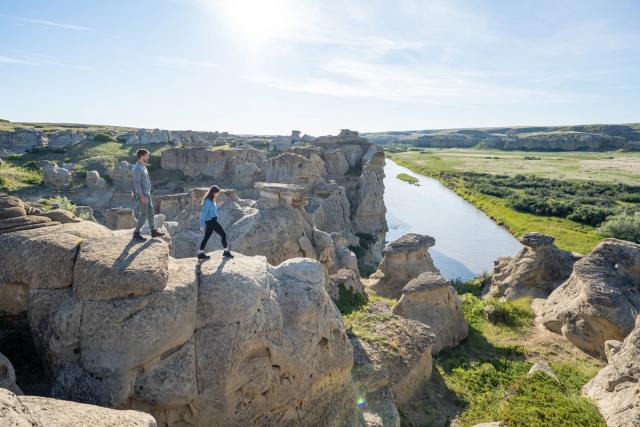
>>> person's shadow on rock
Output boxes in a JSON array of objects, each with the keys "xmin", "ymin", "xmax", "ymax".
[{"xmin": 114, "ymin": 238, "xmax": 162, "ymax": 269}]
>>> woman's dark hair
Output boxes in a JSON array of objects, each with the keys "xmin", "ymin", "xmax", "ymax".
[
  {"xmin": 202, "ymin": 185, "xmax": 221, "ymax": 204},
  {"xmin": 136, "ymin": 148, "xmax": 150, "ymax": 159}
]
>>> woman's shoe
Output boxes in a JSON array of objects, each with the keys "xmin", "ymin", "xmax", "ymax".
[
  {"xmin": 223, "ymin": 250, "xmax": 234, "ymax": 259},
  {"xmin": 197, "ymin": 252, "xmax": 211, "ymax": 260}
]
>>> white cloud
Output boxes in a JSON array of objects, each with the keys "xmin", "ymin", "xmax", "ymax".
[{"xmin": 12, "ymin": 17, "xmax": 90, "ymax": 31}]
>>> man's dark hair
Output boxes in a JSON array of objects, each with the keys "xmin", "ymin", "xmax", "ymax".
[{"xmin": 136, "ymin": 149, "xmax": 150, "ymax": 159}]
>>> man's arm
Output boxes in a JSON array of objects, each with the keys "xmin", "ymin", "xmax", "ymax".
[{"xmin": 132, "ymin": 166, "xmax": 147, "ymax": 203}]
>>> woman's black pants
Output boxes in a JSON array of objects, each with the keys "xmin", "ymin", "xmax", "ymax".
[{"xmin": 200, "ymin": 217, "xmax": 227, "ymax": 250}]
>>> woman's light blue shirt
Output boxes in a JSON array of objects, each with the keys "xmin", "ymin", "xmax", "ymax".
[{"xmin": 199, "ymin": 198, "xmax": 218, "ymax": 227}]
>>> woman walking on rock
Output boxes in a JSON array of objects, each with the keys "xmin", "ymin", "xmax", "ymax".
[{"xmin": 198, "ymin": 185, "xmax": 233, "ymax": 260}]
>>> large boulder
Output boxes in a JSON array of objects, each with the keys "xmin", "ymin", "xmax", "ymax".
[
  {"xmin": 105, "ymin": 207, "xmax": 137, "ymax": 230},
  {"xmin": 0, "ymin": 222, "xmax": 112, "ymax": 291},
  {"xmin": 541, "ymin": 239, "xmax": 640, "ymax": 358},
  {"xmin": 367, "ymin": 233, "xmax": 439, "ymax": 299},
  {"xmin": 583, "ymin": 315, "xmax": 640, "ymax": 426},
  {"xmin": 393, "ymin": 272, "xmax": 468, "ymax": 354},
  {"xmin": 483, "ymin": 232, "xmax": 579, "ymax": 300},
  {"xmin": 39, "ymin": 209, "xmax": 83, "ymax": 224},
  {"xmin": 0, "ymin": 387, "xmax": 157, "ymax": 426},
  {"xmin": 72, "ymin": 234, "xmax": 169, "ymax": 300}
]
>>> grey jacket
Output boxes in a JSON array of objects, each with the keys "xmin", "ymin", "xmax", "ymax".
[{"xmin": 132, "ymin": 162, "xmax": 151, "ymax": 197}]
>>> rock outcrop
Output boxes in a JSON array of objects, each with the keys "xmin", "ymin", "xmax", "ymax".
[
  {"xmin": 0, "ymin": 220, "xmax": 356, "ymax": 426},
  {"xmin": 541, "ymin": 239, "xmax": 640, "ymax": 358},
  {"xmin": 483, "ymin": 232, "xmax": 580, "ymax": 300},
  {"xmin": 583, "ymin": 315, "xmax": 640, "ymax": 426},
  {"xmin": 0, "ymin": 128, "xmax": 47, "ymax": 152},
  {"xmin": 392, "ymin": 272, "xmax": 468, "ymax": 354},
  {"xmin": 351, "ymin": 301, "xmax": 435, "ymax": 426},
  {"xmin": 367, "ymin": 234, "xmax": 438, "ymax": 299},
  {"xmin": 161, "ymin": 147, "xmax": 266, "ymax": 186},
  {"xmin": 0, "ymin": 387, "xmax": 157, "ymax": 426}
]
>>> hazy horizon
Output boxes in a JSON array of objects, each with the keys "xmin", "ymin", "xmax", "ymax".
[{"xmin": 1, "ymin": 0, "xmax": 639, "ymax": 135}]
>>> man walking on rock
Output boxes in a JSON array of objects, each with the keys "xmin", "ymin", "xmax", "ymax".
[{"xmin": 132, "ymin": 148, "xmax": 164, "ymax": 241}]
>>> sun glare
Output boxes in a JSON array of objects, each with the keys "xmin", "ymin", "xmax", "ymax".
[{"xmin": 212, "ymin": 0, "xmax": 306, "ymax": 46}]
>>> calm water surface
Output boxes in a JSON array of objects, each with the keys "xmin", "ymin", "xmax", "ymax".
[{"xmin": 384, "ymin": 159, "xmax": 522, "ymax": 281}]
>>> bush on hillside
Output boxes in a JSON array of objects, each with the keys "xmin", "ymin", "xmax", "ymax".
[
  {"xmin": 567, "ymin": 205, "xmax": 614, "ymax": 226},
  {"xmin": 598, "ymin": 212, "xmax": 640, "ymax": 243},
  {"xmin": 93, "ymin": 133, "xmax": 115, "ymax": 142}
]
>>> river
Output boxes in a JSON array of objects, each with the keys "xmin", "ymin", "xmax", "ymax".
[{"xmin": 384, "ymin": 159, "xmax": 523, "ymax": 281}]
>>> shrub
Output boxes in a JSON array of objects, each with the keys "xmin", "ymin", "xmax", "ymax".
[
  {"xmin": 334, "ymin": 285, "xmax": 367, "ymax": 315},
  {"xmin": 41, "ymin": 195, "xmax": 77, "ymax": 213},
  {"xmin": 93, "ymin": 133, "xmax": 115, "ymax": 142},
  {"xmin": 359, "ymin": 264, "xmax": 377, "ymax": 278},
  {"xmin": 598, "ymin": 212, "xmax": 640, "ymax": 243},
  {"xmin": 348, "ymin": 245, "xmax": 365, "ymax": 258},
  {"xmin": 396, "ymin": 173, "xmax": 419, "ymax": 185},
  {"xmin": 567, "ymin": 205, "xmax": 614, "ymax": 226}
]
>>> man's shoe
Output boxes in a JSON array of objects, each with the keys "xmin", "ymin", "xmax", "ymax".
[
  {"xmin": 151, "ymin": 229, "xmax": 165, "ymax": 238},
  {"xmin": 132, "ymin": 231, "xmax": 146, "ymax": 241},
  {"xmin": 223, "ymin": 250, "xmax": 234, "ymax": 259},
  {"xmin": 197, "ymin": 252, "xmax": 211, "ymax": 260}
]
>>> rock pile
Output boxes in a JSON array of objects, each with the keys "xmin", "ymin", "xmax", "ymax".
[
  {"xmin": 541, "ymin": 238, "xmax": 640, "ymax": 358},
  {"xmin": 483, "ymin": 232, "xmax": 580, "ymax": 300}
]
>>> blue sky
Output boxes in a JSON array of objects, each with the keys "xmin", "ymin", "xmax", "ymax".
[{"xmin": 1, "ymin": 0, "xmax": 638, "ymax": 135}]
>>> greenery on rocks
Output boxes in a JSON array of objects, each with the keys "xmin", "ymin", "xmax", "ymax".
[{"xmin": 41, "ymin": 195, "xmax": 77, "ymax": 213}]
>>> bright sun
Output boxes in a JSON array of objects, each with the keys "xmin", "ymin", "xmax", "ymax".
[{"xmin": 211, "ymin": 0, "xmax": 307, "ymax": 46}]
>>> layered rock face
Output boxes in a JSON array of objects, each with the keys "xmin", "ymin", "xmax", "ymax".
[
  {"xmin": 161, "ymin": 147, "xmax": 266, "ymax": 186},
  {"xmin": 541, "ymin": 239, "xmax": 640, "ymax": 358},
  {"xmin": 367, "ymin": 234, "xmax": 438, "ymax": 299},
  {"xmin": 583, "ymin": 315, "xmax": 640, "ymax": 426},
  {"xmin": 393, "ymin": 272, "xmax": 468, "ymax": 354},
  {"xmin": 483, "ymin": 232, "xmax": 580, "ymax": 300},
  {"xmin": 0, "ymin": 218, "xmax": 356, "ymax": 426},
  {"xmin": 0, "ymin": 128, "xmax": 47, "ymax": 151},
  {"xmin": 351, "ymin": 301, "xmax": 435, "ymax": 426}
]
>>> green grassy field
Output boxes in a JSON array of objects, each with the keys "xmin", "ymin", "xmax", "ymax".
[{"xmin": 387, "ymin": 150, "xmax": 640, "ymax": 253}]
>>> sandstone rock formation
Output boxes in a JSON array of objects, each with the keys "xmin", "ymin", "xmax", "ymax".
[
  {"xmin": 0, "ymin": 195, "xmax": 65, "ymax": 235},
  {"xmin": 392, "ymin": 272, "xmax": 468, "ymax": 354},
  {"xmin": 85, "ymin": 170, "xmax": 108, "ymax": 190},
  {"xmin": 0, "ymin": 387, "xmax": 157, "ymax": 426},
  {"xmin": 124, "ymin": 128, "xmax": 174, "ymax": 145},
  {"xmin": 47, "ymin": 131, "xmax": 86, "ymax": 148},
  {"xmin": 0, "ymin": 220, "xmax": 356, "ymax": 426},
  {"xmin": 43, "ymin": 163, "xmax": 72, "ymax": 188},
  {"xmin": 0, "ymin": 128, "xmax": 47, "ymax": 152},
  {"xmin": 105, "ymin": 207, "xmax": 137, "ymax": 230},
  {"xmin": 268, "ymin": 130, "xmax": 302, "ymax": 152},
  {"xmin": 161, "ymin": 147, "xmax": 266, "ymax": 186},
  {"xmin": 367, "ymin": 234, "xmax": 438, "ymax": 299},
  {"xmin": 483, "ymin": 232, "xmax": 580, "ymax": 300},
  {"xmin": 351, "ymin": 301, "xmax": 435, "ymax": 426},
  {"xmin": 541, "ymin": 239, "xmax": 640, "ymax": 358},
  {"xmin": 583, "ymin": 315, "xmax": 640, "ymax": 426},
  {"xmin": 160, "ymin": 130, "xmax": 387, "ymax": 266},
  {"xmin": 327, "ymin": 268, "xmax": 366, "ymax": 301}
]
